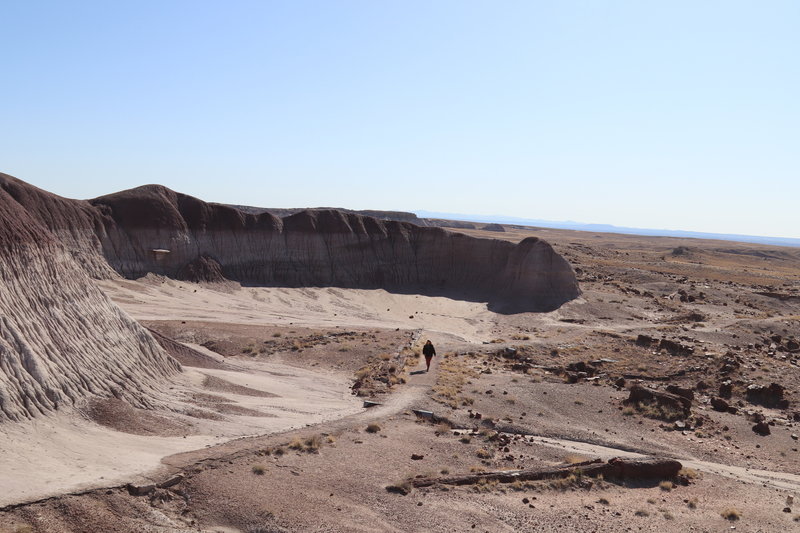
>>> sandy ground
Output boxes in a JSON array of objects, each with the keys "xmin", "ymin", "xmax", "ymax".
[
  {"xmin": 2, "ymin": 226, "xmax": 800, "ymax": 532},
  {"xmin": 0, "ymin": 347, "xmax": 363, "ymax": 507},
  {"xmin": 97, "ymin": 277, "xmax": 497, "ymax": 344}
]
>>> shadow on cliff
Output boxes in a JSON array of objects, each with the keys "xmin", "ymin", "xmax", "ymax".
[{"xmin": 1, "ymin": 174, "xmax": 582, "ymax": 316}]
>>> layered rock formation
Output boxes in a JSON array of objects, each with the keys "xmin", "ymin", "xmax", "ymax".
[
  {"xmin": 86, "ymin": 184, "xmax": 579, "ymax": 312},
  {"xmin": 1, "ymin": 173, "xmax": 580, "ymax": 313},
  {"xmin": 0, "ymin": 177, "xmax": 180, "ymax": 422},
  {"xmin": 0, "ymin": 172, "xmax": 580, "ymax": 421}
]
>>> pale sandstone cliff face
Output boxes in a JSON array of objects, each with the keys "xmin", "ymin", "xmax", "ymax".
[{"xmin": 0, "ymin": 179, "xmax": 180, "ymax": 422}]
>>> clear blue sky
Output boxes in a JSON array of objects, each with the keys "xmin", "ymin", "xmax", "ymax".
[{"xmin": 2, "ymin": 1, "xmax": 798, "ymax": 238}]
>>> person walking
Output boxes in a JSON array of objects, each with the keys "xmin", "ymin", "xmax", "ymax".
[{"xmin": 422, "ymin": 340, "xmax": 436, "ymax": 372}]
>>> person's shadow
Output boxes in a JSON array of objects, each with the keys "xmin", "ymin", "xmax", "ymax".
[{"xmin": 409, "ymin": 370, "xmax": 426, "ymax": 375}]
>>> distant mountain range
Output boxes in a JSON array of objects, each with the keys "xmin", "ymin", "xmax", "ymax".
[{"xmin": 414, "ymin": 211, "xmax": 800, "ymax": 248}]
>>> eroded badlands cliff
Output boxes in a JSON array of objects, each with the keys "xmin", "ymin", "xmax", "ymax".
[
  {"xmin": 0, "ymin": 179, "xmax": 179, "ymax": 422},
  {"xmin": 0, "ymin": 172, "xmax": 579, "ymax": 421}
]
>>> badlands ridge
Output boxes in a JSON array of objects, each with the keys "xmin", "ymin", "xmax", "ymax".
[{"xmin": 0, "ymin": 172, "xmax": 578, "ymax": 422}]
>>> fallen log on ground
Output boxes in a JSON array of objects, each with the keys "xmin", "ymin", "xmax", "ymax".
[{"xmin": 411, "ymin": 457, "xmax": 682, "ymax": 488}]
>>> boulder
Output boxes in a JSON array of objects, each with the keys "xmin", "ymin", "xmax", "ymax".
[
  {"xmin": 752, "ymin": 421, "xmax": 771, "ymax": 436},
  {"xmin": 658, "ymin": 339, "xmax": 694, "ymax": 356},
  {"xmin": 636, "ymin": 335, "xmax": 656, "ymax": 347},
  {"xmin": 711, "ymin": 397, "xmax": 730, "ymax": 412},
  {"xmin": 746, "ymin": 383, "xmax": 789, "ymax": 409},
  {"xmin": 666, "ymin": 385, "xmax": 694, "ymax": 401}
]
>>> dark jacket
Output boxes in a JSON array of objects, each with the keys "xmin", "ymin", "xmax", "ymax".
[{"xmin": 423, "ymin": 343, "xmax": 436, "ymax": 357}]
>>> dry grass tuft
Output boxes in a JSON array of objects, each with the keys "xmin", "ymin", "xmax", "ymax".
[
  {"xmin": 385, "ymin": 479, "xmax": 412, "ymax": 495},
  {"xmin": 721, "ymin": 508, "xmax": 741, "ymax": 521},
  {"xmin": 432, "ymin": 354, "xmax": 479, "ymax": 408},
  {"xmin": 251, "ymin": 464, "xmax": 266, "ymax": 475},
  {"xmin": 659, "ymin": 480, "xmax": 674, "ymax": 491},
  {"xmin": 287, "ymin": 435, "xmax": 322, "ymax": 453},
  {"xmin": 476, "ymin": 448, "xmax": 493, "ymax": 459},
  {"xmin": 366, "ymin": 423, "xmax": 381, "ymax": 433}
]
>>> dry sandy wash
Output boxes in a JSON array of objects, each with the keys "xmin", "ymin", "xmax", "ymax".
[{"xmin": 2, "ymin": 174, "xmax": 800, "ymax": 532}]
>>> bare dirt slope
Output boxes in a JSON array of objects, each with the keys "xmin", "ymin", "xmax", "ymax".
[{"xmin": 2, "ymin": 223, "xmax": 800, "ymax": 532}]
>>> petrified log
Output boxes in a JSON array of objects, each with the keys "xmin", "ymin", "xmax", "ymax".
[
  {"xmin": 411, "ymin": 457, "xmax": 682, "ymax": 488},
  {"xmin": 624, "ymin": 385, "xmax": 692, "ymax": 417}
]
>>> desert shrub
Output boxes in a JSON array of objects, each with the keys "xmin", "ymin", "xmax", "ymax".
[
  {"xmin": 634, "ymin": 509, "xmax": 650, "ymax": 517},
  {"xmin": 385, "ymin": 480, "xmax": 412, "ymax": 495},
  {"xmin": 303, "ymin": 435, "xmax": 322, "ymax": 452},
  {"xmin": 548, "ymin": 473, "xmax": 579, "ymax": 491},
  {"xmin": 288, "ymin": 435, "xmax": 322, "ymax": 452},
  {"xmin": 476, "ymin": 448, "xmax": 493, "ymax": 459},
  {"xmin": 721, "ymin": 508, "xmax": 741, "ymax": 521},
  {"xmin": 252, "ymin": 464, "xmax": 266, "ymax": 475},
  {"xmin": 659, "ymin": 480, "xmax": 674, "ymax": 491},
  {"xmin": 366, "ymin": 423, "xmax": 381, "ymax": 433}
]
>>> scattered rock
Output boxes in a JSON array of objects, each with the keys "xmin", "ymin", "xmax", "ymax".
[
  {"xmin": 752, "ymin": 421, "xmax": 771, "ymax": 436},
  {"xmin": 711, "ymin": 397, "xmax": 730, "ymax": 412},
  {"xmin": 636, "ymin": 335, "xmax": 656, "ymax": 347}
]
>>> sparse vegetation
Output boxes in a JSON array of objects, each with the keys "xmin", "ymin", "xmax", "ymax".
[
  {"xmin": 659, "ymin": 480, "xmax": 674, "ymax": 491},
  {"xmin": 721, "ymin": 508, "xmax": 741, "ymax": 521},
  {"xmin": 366, "ymin": 423, "xmax": 381, "ymax": 433},
  {"xmin": 432, "ymin": 352, "xmax": 479, "ymax": 408},
  {"xmin": 386, "ymin": 479, "xmax": 412, "ymax": 495},
  {"xmin": 251, "ymin": 464, "xmax": 266, "ymax": 475},
  {"xmin": 476, "ymin": 448, "xmax": 493, "ymax": 459},
  {"xmin": 287, "ymin": 435, "xmax": 323, "ymax": 453},
  {"xmin": 634, "ymin": 509, "xmax": 650, "ymax": 517}
]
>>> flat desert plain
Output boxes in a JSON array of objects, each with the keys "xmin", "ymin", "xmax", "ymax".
[{"xmin": 2, "ymin": 224, "xmax": 800, "ymax": 533}]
